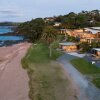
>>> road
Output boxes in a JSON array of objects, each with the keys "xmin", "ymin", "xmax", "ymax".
[{"xmin": 57, "ymin": 54, "xmax": 100, "ymax": 100}]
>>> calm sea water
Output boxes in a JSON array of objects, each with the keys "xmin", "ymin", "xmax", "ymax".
[
  {"xmin": 0, "ymin": 36, "xmax": 23, "ymax": 41},
  {"xmin": 0, "ymin": 26, "xmax": 23, "ymax": 41},
  {"xmin": 0, "ymin": 26, "xmax": 13, "ymax": 34}
]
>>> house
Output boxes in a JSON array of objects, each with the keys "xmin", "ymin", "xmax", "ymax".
[
  {"xmin": 86, "ymin": 38, "xmax": 100, "ymax": 43},
  {"xmin": 59, "ymin": 27, "xmax": 100, "ymax": 44},
  {"xmin": 82, "ymin": 27, "xmax": 100, "ymax": 43},
  {"xmin": 74, "ymin": 29, "xmax": 84, "ymax": 33},
  {"xmin": 59, "ymin": 29, "xmax": 95, "ymax": 38},
  {"xmin": 84, "ymin": 27, "xmax": 100, "ymax": 38},
  {"xmin": 60, "ymin": 29, "xmax": 68, "ymax": 34},
  {"xmin": 44, "ymin": 17, "xmax": 55, "ymax": 23},
  {"xmin": 60, "ymin": 29, "xmax": 72, "ymax": 36},
  {"xmin": 92, "ymin": 48, "xmax": 100, "ymax": 58},
  {"xmin": 59, "ymin": 42, "xmax": 77, "ymax": 52},
  {"xmin": 54, "ymin": 22, "xmax": 61, "ymax": 26}
]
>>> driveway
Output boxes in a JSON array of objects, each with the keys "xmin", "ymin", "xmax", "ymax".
[
  {"xmin": 57, "ymin": 54, "xmax": 100, "ymax": 100},
  {"xmin": 68, "ymin": 52, "xmax": 86, "ymax": 58},
  {"xmin": 84, "ymin": 55, "xmax": 100, "ymax": 68}
]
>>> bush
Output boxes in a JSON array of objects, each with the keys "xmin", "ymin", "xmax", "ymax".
[
  {"xmin": 52, "ymin": 41, "xmax": 59, "ymax": 49},
  {"xmin": 92, "ymin": 78, "xmax": 100, "ymax": 89}
]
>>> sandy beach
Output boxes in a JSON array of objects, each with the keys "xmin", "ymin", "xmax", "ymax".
[{"xmin": 0, "ymin": 42, "xmax": 31, "ymax": 100}]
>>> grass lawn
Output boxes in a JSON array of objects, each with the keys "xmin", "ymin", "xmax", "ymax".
[
  {"xmin": 22, "ymin": 43, "xmax": 70, "ymax": 100},
  {"xmin": 71, "ymin": 58, "xmax": 100, "ymax": 74},
  {"xmin": 92, "ymin": 78, "xmax": 100, "ymax": 89},
  {"xmin": 71, "ymin": 58, "xmax": 100, "ymax": 89}
]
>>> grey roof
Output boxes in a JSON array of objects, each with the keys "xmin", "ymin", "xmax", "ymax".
[
  {"xmin": 85, "ymin": 27, "xmax": 100, "ymax": 34},
  {"xmin": 92, "ymin": 27, "xmax": 100, "ymax": 30},
  {"xmin": 59, "ymin": 42, "xmax": 76, "ymax": 46},
  {"xmin": 93, "ymin": 48, "xmax": 100, "ymax": 51}
]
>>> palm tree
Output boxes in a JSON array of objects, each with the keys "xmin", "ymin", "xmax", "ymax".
[{"xmin": 42, "ymin": 26, "xmax": 57, "ymax": 57}]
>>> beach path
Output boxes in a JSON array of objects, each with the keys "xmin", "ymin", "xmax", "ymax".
[{"xmin": 0, "ymin": 43, "xmax": 31, "ymax": 100}]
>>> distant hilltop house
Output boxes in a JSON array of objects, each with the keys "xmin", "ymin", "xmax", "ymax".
[
  {"xmin": 44, "ymin": 17, "xmax": 55, "ymax": 23},
  {"xmin": 53, "ymin": 22, "xmax": 61, "ymax": 27},
  {"xmin": 59, "ymin": 27, "xmax": 100, "ymax": 43},
  {"xmin": 59, "ymin": 42, "xmax": 77, "ymax": 52}
]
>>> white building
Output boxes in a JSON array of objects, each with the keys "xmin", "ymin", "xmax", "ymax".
[{"xmin": 54, "ymin": 22, "xmax": 61, "ymax": 26}]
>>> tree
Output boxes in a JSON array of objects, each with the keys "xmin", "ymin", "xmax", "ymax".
[
  {"xmin": 79, "ymin": 42, "xmax": 90, "ymax": 53},
  {"xmin": 42, "ymin": 26, "xmax": 57, "ymax": 57},
  {"xmin": 67, "ymin": 35, "xmax": 76, "ymax": 42},
  {"xmin": 62, "ymin": 12, "xmax": 77, "ymax": 29},
  {"xmin": 17, "ymin": 18, "xmax": 45, "ymax": 42}
]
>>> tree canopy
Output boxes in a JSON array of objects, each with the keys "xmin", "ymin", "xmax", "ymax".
[
  {"xmin": 17, "ymin": 18, "xmax": 45, "ymax": 42},
  {"xmin": 42, "ymin": 26, "xmax": 57, "ymax": 44},
  {"xmin": 49, "ymin": 10, "xmax": 100, "ymax": 29}
]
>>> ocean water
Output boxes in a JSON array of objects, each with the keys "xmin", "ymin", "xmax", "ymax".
[
  {"xmin": 0, "ymin": 36, "xmax": 23, "ymax": 41},
  {"xmin": 0, "ymin": 26, "xmax": 23, "ymax": 41},
  {"xmin": 0, "ymin": 26, "xmax": 12, "ymax": 34}
]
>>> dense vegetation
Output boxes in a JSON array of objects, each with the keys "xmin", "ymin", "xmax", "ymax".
[
  {"xmin": 79, "ymin": 42, "xmax": 100, "ymax": 53},
  {"xmin": 17, "ymin": 18, "xmax": 46, "ymax": 42},
  {"xmin": 92, "ymin": 78, "xmax": 100, "ymax": 89},
  {"xmin": 54, "ymin": 10, "xmax": 100, "ymax": 29},
  {"xmin": 16, "ymin": 10, "xmax": 100, "ymax": 42},
  {"xmin": 22, "ymin": 43, "xmax": 71, "ymax": 100}
]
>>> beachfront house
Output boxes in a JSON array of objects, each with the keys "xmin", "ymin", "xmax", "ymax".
[
  {"xmin": 59, "ymin": 27, "xmax": 100, "ymax": 44},
  {"xmin": 83, "ymin": 28, "xmax": 100, "ymax": 43},
  {"xmin": 92, "ymin": 48, "xmax": 100, "ymax": 58},
  {"xmin": 59, "ymin": 42, "xmax": 77, "ymax": 52},
  {"xmin": 44, "ymin": 17, "xmax": 55, "ymax": 23}
]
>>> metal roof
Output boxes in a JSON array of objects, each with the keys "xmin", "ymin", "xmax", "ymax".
[
  {"xmin": 92, "ymin": 27, "xmax": 100, "ymax": 30},
  {"xmin": 59, "ymin": 42, "xmax": 76, "ymax": 46},
  {"xmin": 93, "ymin": 48, "xmax": 100, "ymax": 51},
  {"xmin": 85, "ymin": 27, "xmax": 100, "ymax": 34},
  {"xmin": 85, "ymin": 28, "xmax": 100, "ymax": 34}
]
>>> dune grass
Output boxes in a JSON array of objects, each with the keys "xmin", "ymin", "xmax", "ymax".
[
  {"xmin": 22, "ymin": 43, "xmax": 70, "ymax": 100},
  {"xmin": 71, "ymin": 58, "xmax": 100, "ymax": 74}
]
